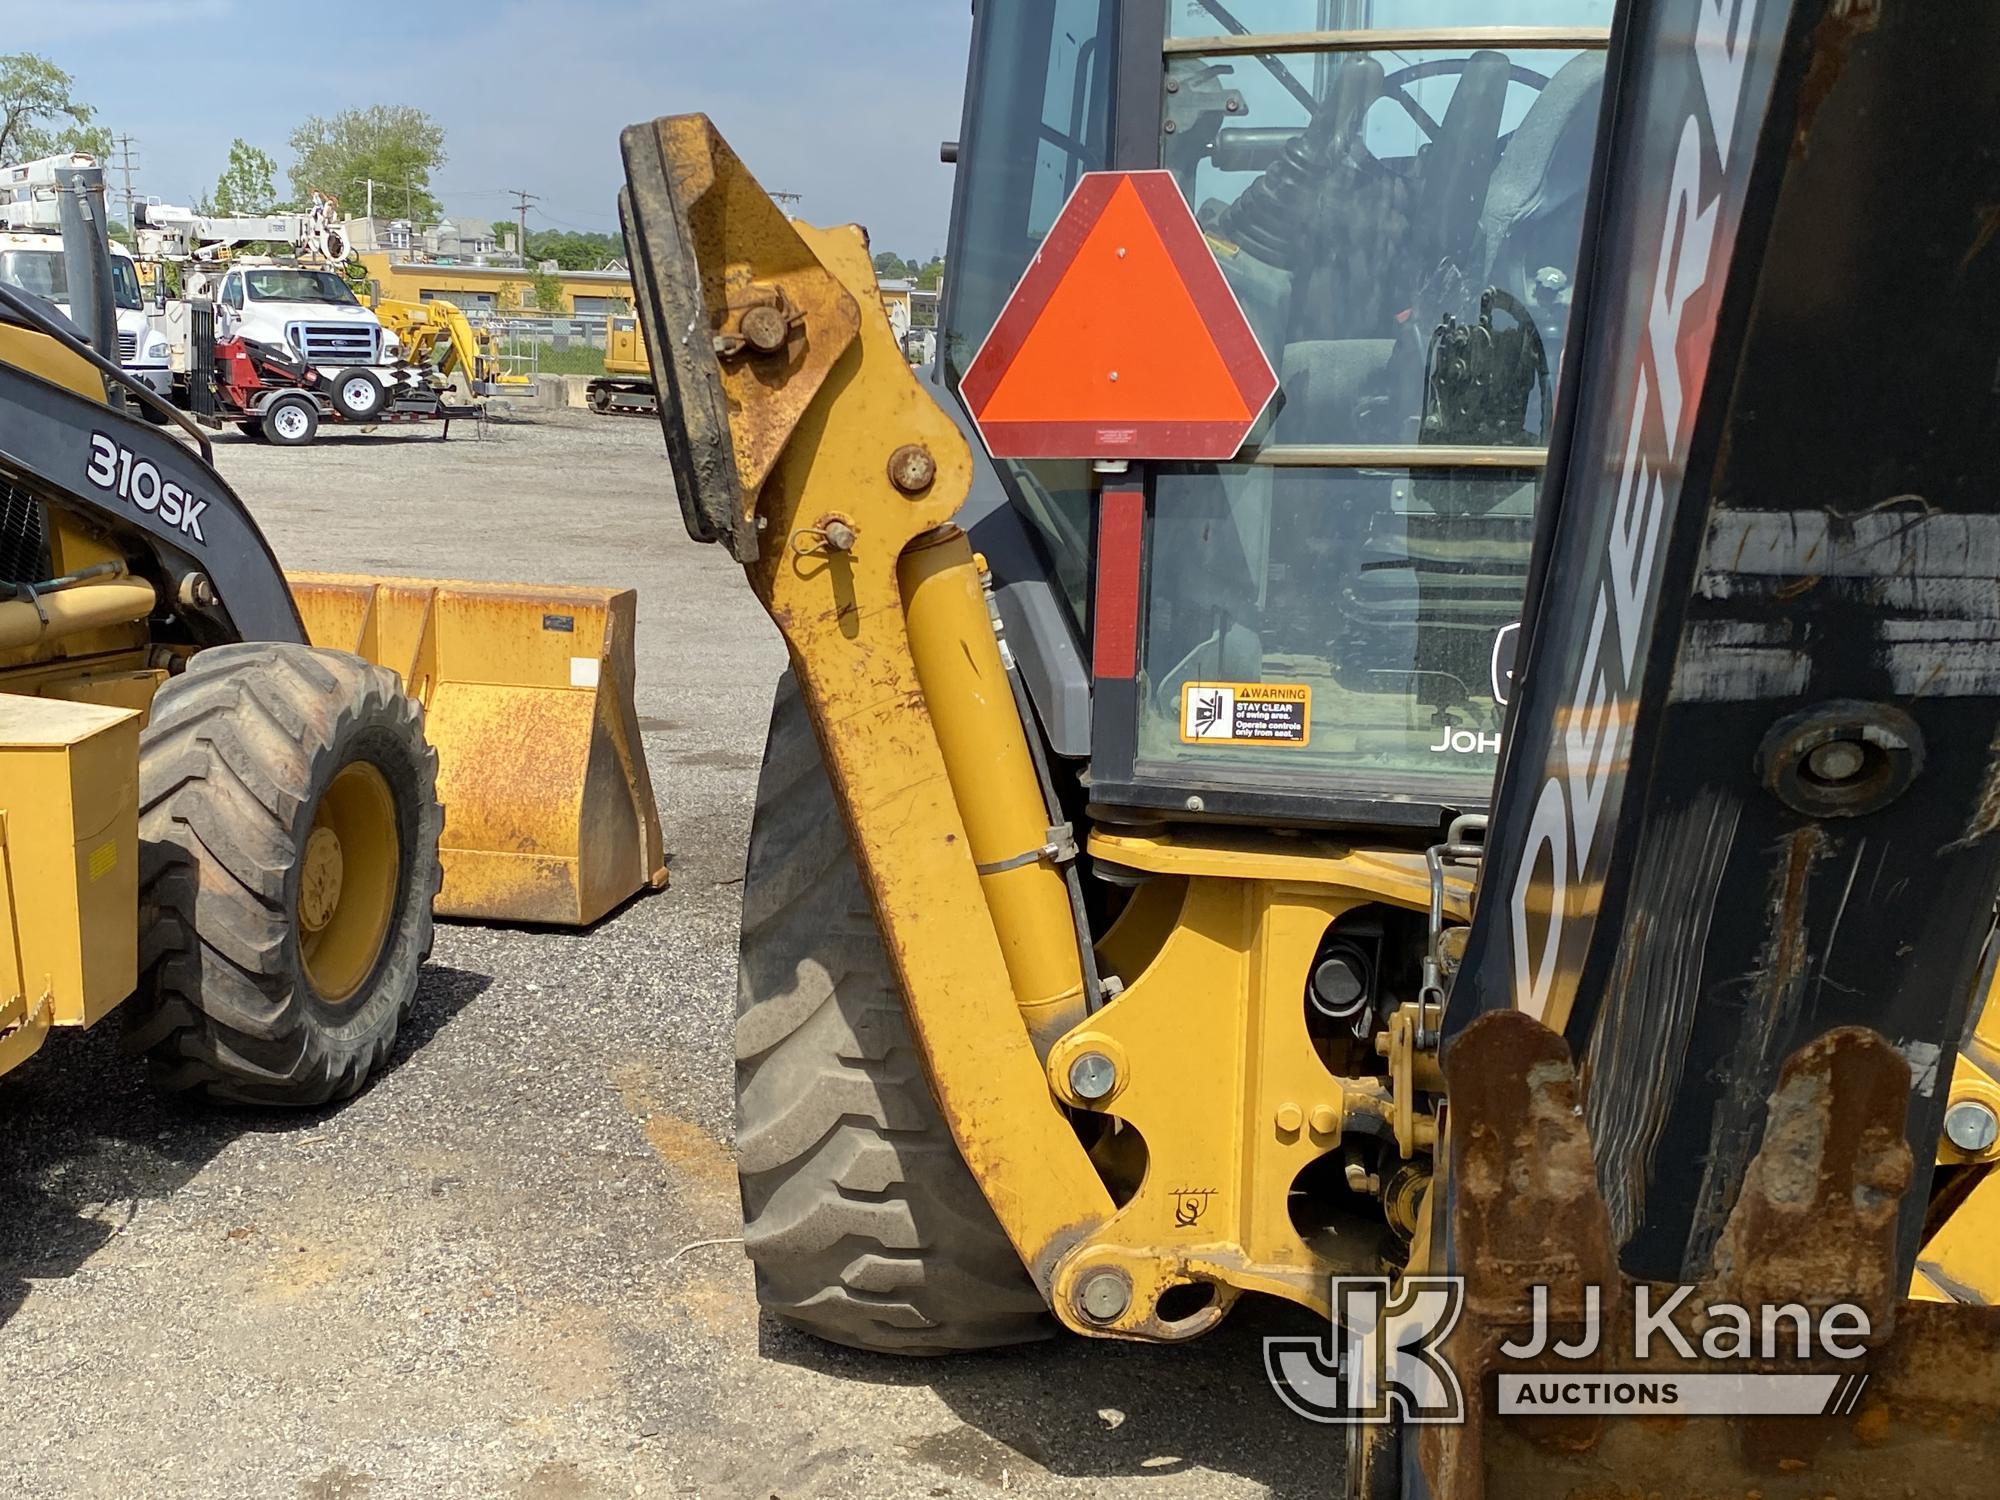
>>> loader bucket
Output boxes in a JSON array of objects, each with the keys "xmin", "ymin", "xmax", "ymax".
[
  {"xmin": 286, "ymin": 572, "xmax": 667, "ymax": 926},
  {"xmin": 1418, "ymin": 1011, "xmax": 2000, "ymax": 1500}
]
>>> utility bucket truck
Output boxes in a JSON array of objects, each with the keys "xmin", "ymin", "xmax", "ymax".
[
  {"xmin": 2, "ymin": 155, "xmax": 173, "ymax": 409},
  {"xmin": 136, "ymin": 196, "xmax": 466, "ymax": 443}
]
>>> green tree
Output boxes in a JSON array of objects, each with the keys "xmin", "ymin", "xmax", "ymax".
[
  {"xmin": 522, "ymin": 228, "xmax": 622, "ymax": 271},
  {"xmin": 208, "ymin": 138, "xmax": 278, "ymax": 215},
  {"xmin": 872, "ymin": 250, "xmax": 920, "ymax": 281},
  {"xmin": 0, "ymin": 53, "xmax": 105, "ymax": 163},
  {"xmin": 530, "ymin": 269, "xmax": 566, "ymax": 314},
  {"xmin": 288, "ymin": 105, "xmax": 446, "ymax": 220},
  {"xmin": 914, "ymin": 256, "xmax": 945, "ymax": 291}
]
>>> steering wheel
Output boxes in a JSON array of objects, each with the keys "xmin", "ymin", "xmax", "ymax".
[
  {"xmin": 1362, "ymin": 57, "xmax": 1553, "ymax": 167},
  {"xmin": 1331, "ymin": 53, "xmax": 1547, "ymax": 281}
]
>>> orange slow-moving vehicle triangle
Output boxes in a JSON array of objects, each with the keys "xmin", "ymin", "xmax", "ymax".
[
  {"xmin": 979, "ymin": 177, "xmax": 1249, "ymax": 424},
  {"xmin": 962, "ymin": 171, "xmax": 1277, "ymax": 461}
]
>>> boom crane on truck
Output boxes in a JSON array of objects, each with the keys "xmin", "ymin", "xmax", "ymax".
[
  {"xmin": 133, "ymin": 193, "xmax": 354, "ymax": 265},
  {"xmin": 618, "ymin": 0, "xmax": 2000, "ymax": 1495}
]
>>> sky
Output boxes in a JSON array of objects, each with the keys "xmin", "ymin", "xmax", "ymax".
[{"xmin": 2, "ymin": 0, "xmax": 973, "ymax": 260}]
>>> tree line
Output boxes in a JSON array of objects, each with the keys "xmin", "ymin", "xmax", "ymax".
[{"xmin": 873, "ymin": 250, "xmax": 945, "ymax": 289}]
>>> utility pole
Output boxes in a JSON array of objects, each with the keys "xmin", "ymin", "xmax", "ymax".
[
  {"xmin": 507, "ymin": 187, "xmax": 539, "ymax": 260},
  {"xmin": 365, "ymin": 177, "xmax": 374, "ymax": 219},
  {"xmin": 112, "ymin": 134, "xmax": 140, "ymax": 226}
]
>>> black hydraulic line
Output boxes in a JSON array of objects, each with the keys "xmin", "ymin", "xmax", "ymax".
[{"xmin": 0, "ymin": 559, "xmax": 125, "ymax": 600}]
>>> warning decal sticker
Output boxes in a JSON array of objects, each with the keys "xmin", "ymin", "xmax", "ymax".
[{"xmin": 1179, "ymin": 682, "xmax": 1311, "ymax": 747}]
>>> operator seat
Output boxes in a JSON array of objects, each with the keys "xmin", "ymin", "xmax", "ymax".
[
  {"xmin": 1276, "ymin": 50, "xmax": 1515, "ymax": 443},
  {"xmin": 1268, "ymin": 53, "xmax": 1609, "ymax": 698},
  {"xmin": 1470, "ymin": 50, "xmax": 1609, "ymax": 350}
]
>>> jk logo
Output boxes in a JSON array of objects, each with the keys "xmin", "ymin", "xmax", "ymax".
[{"xmin": 1264, "ymin": 1276, "xmax": 1466, "ymax": 1425}]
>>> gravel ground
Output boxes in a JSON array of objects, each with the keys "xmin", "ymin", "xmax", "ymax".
[{"xmin": 0, "ymin": 410, "xmax": 1329, "ymax": 1500}]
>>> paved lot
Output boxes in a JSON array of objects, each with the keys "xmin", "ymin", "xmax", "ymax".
[{"xmin": 0, "ymin": 411, "xmax": 1328, "ymax": 1499}]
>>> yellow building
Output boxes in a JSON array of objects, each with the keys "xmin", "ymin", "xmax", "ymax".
[{"xmin": 354, "ymin": 251, "xmax": 633, "ymax": 316}]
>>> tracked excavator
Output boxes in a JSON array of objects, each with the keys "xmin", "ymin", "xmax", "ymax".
[
  {"xmin": 0, "ymin": 161, "xmax": 664, "ymax": 1102},
  {"xmin": 587, "ymin": 313, "xmax": 657, "ymax": 416}
]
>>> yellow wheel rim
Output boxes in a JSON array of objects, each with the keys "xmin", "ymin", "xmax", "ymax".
[{"xmin": 298, "ymin": 761, "xmax": 400, "ymax": 1004}]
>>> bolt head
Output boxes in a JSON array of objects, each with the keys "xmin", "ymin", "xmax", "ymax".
[
  {"xmin": 1185, "ymin": 795, "xmax": 1205, "ymax": 813},
  {"xmin": 887, "ymin": 443, "xmax": 937, "ymax": 495},
  {"xmin": 1077, "ymin": 1269, "xmax": 1131, "ymax": 1323},
  {"xmin": 1068, "ymin": 1051, "xmax": 1117, "ymax": 1102},
  {"xmin": 1945, "ymin": 1100, "xmax": 1999, "ymax": 1153},
  {"xmin": 739, "ymin": 304, "xmax": 790, "ymax": 354},
  {"xmin": 1309, "ymin": 1103, "xmax": 1339, "ymax": 1135},
  {"xmin": 1275, "ymin": 1102, "xmax": 1303, "ymax": 1134},
  {"xmin": 1805, "ymin": 739, "xmax": 1867, "ymax": 783}
]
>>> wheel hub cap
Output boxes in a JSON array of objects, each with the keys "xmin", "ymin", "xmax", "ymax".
[
  {"xmin": 297, "ymin": 761, "xmax": 401, "ymax": 1004},
  {"xmin": 299, "ymin": 825, "xmax": 345, "ymax": 931}
]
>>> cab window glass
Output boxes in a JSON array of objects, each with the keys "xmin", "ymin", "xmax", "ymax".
[
  {"xmin": 1166, "ymin": 43, "xmax": 1603, "ymax": 448},
  {"xmin": 1166, "ymin": 1, "xmax": 1614, "ymax": 37},
  {"xmin": 1135, "ymin": 10, "xmax": 1604, "ymax": 802},
  {"xmin": 941, "ymin": 0, "xmax": 1117, "ymax": 624}
]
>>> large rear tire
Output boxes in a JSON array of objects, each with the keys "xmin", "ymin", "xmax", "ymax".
[
  {"xmin": 127, "ymin": 643, "xmax": 443, "ymax": 1106},
  {"xmin": 735, "ymin": 671, "xmax": 1052, "ymax": 1353}
]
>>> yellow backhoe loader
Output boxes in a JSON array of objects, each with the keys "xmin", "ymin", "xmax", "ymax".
[
  {"xmin": 618, "ymin": 1, "xmax": 2000, "ymax": 1495},
  {"xmin": 0, "ymin": 163, "xmax": 663, "ymax": 1102}
]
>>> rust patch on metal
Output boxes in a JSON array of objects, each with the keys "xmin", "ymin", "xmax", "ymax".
[
  {"xmin": 1766, "ymin": 824, "xmax": 1825, "ymax": 1002},
  {"xmin": 1795, "ymin": 0, "xmax": 1881, "ymax": 157},
  {"xmin": 1944, "ymin": 720, "xmax": 2000, "ymax": 852},
  {"xmin": 1960, "ymin": 202, "xmax": 2000, "ymax": 276},
  {"xmin": 1427, "ymin": 1020, "xmax": 2000, "ymax": 1499},
  {"xmin": 1681, "ymin": 823, "xmax": 1829, "ymax": 1271},
  {"xmin": 1706, "ymin": 1028, "xmax": 1911, "ymax": 1323}
]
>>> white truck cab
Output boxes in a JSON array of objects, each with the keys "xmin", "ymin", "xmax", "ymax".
[
  {"xmin": 203, "ymin": 259, "xmax": 400, "ymax": 375},
  {"xmin": 0, "ymin": 231, "xmax": 173, "ymax": 399}
]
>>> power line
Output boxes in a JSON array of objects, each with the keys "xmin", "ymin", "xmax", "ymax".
[{"xmin": 529, "ymin": 205, "xmax": 616, "ymax": 234}]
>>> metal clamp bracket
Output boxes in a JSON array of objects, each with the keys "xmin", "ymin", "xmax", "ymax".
[{"xmin": 975, "ymin": 821, "xmax": 1078, "ymax": 876}]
